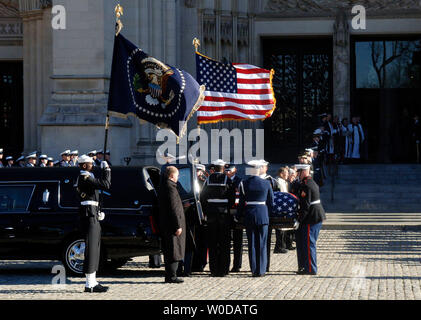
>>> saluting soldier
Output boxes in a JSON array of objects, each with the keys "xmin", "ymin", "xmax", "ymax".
[
  {"xmin": 200, "ymin": 159, "xmax": 235, "ymax": 277},
  {"xmin": 295, "ymin": 164, "xmax": 326, "ymax": 275},
  {"xmin": 96, "ymin": 150, "xmax": 104, "ymax": 166},
  {"xmin": 39, "ymin": 155, "xmax": 48, "ymax": 167},
  {"xmin": 59, "ymin": 150, "xmax": 71, "ymax": 167},
  {"xmin": 225, "ymin": 164, "xmax": 243, "ymax": 273},
  {"xmin": 26, "ymin": 152, "xmax": 37, "ymax": 167},
  {"xmin": 0, "ymin": 149, "xmax": 3, "ymax": 168},
  {"xmin": 237, "ymin": 160, "xmax": 274, "ymax": 277},
  {"xmin": 105, "ymin": 150, "xmax": 112, "ymax": 167},
  {"xmin": 76, "ymin": 155, "xmax": 111, "ymax": 292},
  {"xmin": 5, "ymin": 156, "xmax": 14, "ymax": 168}
]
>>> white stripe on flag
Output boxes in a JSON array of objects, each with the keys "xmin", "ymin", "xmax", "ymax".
[
  {"xmin": 205, "ymin": 91, "xmax": 273, "ymax": 101},
  {"xmin": 197, "ymin": 110, "xmax": 267, "ymax": 119}
]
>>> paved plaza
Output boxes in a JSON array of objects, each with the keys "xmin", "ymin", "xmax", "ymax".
[{"xmin": 0, "ymin": 225, "xmax": 420, "ymax": 300}]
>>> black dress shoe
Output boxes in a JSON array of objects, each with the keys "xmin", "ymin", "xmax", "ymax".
[
  {"xmin": 287, "ymin": 246, "xmax": 296, "ymax": 250},
  {"xmin": 230, "ymin": 268, "xmax": 240, "ymax": 272},
  {"xmin": 252, "ymin": 273, "xmax": 265, "ymax": 277},
  {"xmin": 296, "ymin": 270, "xmax": 317, "ymax": 275},
  {"xmin": 165, "ymin": 278, "xmax": 184, "ymax": 283},
  {"xmin": 84, "ymin": 284, "xmax": 109, "ymax": 293}
]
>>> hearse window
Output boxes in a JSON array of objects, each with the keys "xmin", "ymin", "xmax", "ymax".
[
  {"xmin": 177, "ymin": 167, "xmax": 192, "ymax": 196},
  {"xmin": 0, "ymin": 185, "xmax": 35, "ymax": 213}
]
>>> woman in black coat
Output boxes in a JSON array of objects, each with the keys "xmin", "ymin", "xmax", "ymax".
[{"xmin": 158, "ymin": 166, "xmax": 186, "ymax": 283}]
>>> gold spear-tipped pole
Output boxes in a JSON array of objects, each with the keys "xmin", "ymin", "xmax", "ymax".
[
  {"xmin": 192, "ymin": 38, "xmax": 202, "ymax": 138},
  {"xmin": 115, "ymin": 3, "xmax": 124, "ymax": 36}
]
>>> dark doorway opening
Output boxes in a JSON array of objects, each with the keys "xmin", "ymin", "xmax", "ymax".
[
  {"xmin": 0, "ymin": 61, "xmax": 23, "ymax": 158},
  {"xmin": 351, "ymin": 35, "xmax": 421, "ymax": 163},
  {"xmin": 262, "ymin": 37, "xmax": 333, "ymax": 163}
]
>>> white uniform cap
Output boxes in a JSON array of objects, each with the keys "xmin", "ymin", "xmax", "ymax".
[
  {"xmin": 60, "ymin": 149, "xmax": 71, "ymax": 156},
  {"xmin": 78, "ymin": 155, "xmax": 94, "ymax": 164},
  {"xmin": 26, "ymin": 153, "xmax": 37, "ymax": 159},
  {"xmin": 211, "ymin": 159, "xmax": 226, "ymax": 166},
  {"xmin": 97, "ymin": 149, "xmax": 104, "ymax": 154},
  {"xmin": 47, "ymin": 157, "xmax": 54, "ymax": 161},
  {"xmin": 16, "ymin": 156, "xmax": 24, "ymax": 162},
  {"xmin": 258, "ymin": 159, "xmax": 269, "ymax": 166},
  {"xmin": 88, "ymin": 150, "xmax": 97, "ymax": 155},
  {"xmin": 196, "ymin": 164, "xmax": 206, "ymax": 171},
  {"xmin": 247, "ymin": 160, "xmax": 263, "ymax": 168},
  {"xmin": 305, "ymin": 148, "xmax": 314, "ymax": 153},
  {"xmin": 39, "ymin": 154, "xmax": 48, "ymax": 160},
  {"xmin": 70, "ymin": 150, "xmax": 79, "ymax": 155},
  {"xmin": 295, "ymin": 164, "xmax": 310, "ymax": 171},
  {"xmin": 313, "ymin": 129, "xmax": 322, "ymax": 135},
  {"xmin": 0, "ymin": 148, "xmax": 3, "ymax": 153},
  {"xmin": 5, "ymin": 156, "xmax": 13, "ymax": 161}
]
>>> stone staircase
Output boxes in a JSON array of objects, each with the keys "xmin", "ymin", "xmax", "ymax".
[{"xmin": 321, "ymin": 164, "xmax": 421, "ymax": 226}]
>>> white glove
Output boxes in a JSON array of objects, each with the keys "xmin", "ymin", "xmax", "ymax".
[
  {"xmin": 98, "ymin": 212, "xmax": 105, "ymax": 221},
  {"xmin": 100, "ymin": 161, "xmax": 109, "ymax": 169}
]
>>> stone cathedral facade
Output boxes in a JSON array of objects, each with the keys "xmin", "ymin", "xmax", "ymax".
[{"xmin": 1, "ymin": 0, "xmax": 421, "ymax": 164}]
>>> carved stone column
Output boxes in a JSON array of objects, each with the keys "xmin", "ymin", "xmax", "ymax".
[
  {"xmin": 19, "ymin": 0, "xmax": 52, "ymax": 153},
  {"xmin": 333, "ymin": 9, "xmax": 350, "ymax": 121},
  {"xmin": 37, "ymin": 0, "xmax": 131, "ymax": 164}
]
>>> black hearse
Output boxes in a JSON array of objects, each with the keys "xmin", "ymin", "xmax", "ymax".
[{"xmin": 0, "ymin": 164, "xmax": 202, "ymax": 275}]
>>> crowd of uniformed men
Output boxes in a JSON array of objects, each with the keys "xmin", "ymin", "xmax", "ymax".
[{"xmin": 0, "ymin": 149, "xmax": 112, "ymax": 168}]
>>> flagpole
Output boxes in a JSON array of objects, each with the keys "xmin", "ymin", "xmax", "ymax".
[{"xmin": 193, "ymin": 38, "xmax": 201, "ymax": 160}]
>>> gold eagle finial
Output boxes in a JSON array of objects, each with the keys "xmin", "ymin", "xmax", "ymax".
[
  {"xmin": 115, "ymin": 4, "xmax": 124, "ymax": 36},
  {"xmin": 192, "ymin": 38, "xmax": 201, "ymax": 52}
]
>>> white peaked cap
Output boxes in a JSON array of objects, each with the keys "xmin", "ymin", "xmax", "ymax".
[
  {"xmin": 258, "ymin": 159, "xmax": 269, "ymax": 166},
  {"xmin": 313, "ymin": 129, "xmax": 322, "ymax": 135},
  {"xmin": 295, "ymin": 164, "xmax": 310, "ymax": 170},
  {"xmin": 247, "ymin": 160, "xmax": 263, "ymax": 168},
  {"xmin": 78, "ymin": 155, "xmax": 93, "ymax": 164},
  {"xmin": 88, "ymin": 150, "xmax": 97, "ymax": 155},
  {"xmin": 196, "ymin": 164, "xmax": 206, "ymax": 171},
  {"xmin": 211, "ymin": 159, "xmax": 226, "ymax": 166},
  {"xmin": 70, "ymin": 150, "xmax": 79, "ymax": 155},
  {"xmin": 60, "ymin": 149, "xmax": 71, "ymax": 156},
  {"xmin": 39, "ymin": 154, "xmax": 48, "ymax": 159},
  {"xmin": 26, "ymin": 153, "xmax": 37, "ymax": 159}
]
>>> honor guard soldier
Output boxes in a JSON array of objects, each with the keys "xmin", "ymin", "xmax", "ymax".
[
  {"xmin": 295, "ymin": 164, "xmax": 326, "ymax": 275},
  {"xmin": 200, "ymin": 159, "xmax": 235, "ymax": 277},
  {"xmin": 47, "ymin": 157, "xmax": 54, "ymax": 167},
  {"xmin": 237, "ymin": 160, "xmax": 274, "ymax": 277},
  {"xmin": 225, "ymin": 164, "xmax": 243, "ymax": 273},
  {"xmin": 5, "ymin": 156, "xmax": 14, "ymax": 168},
  {"xmin": 59, "ymin": 150, "xmax": 71, "ymax": 167},
  {"xmin": 87, "ymin": 150, "xmax": 98, "ymax": 166},
  {"xmin": 258, "ymin": 159, "xmax": 280, "ymax": 271},
  {"xmin": 76, "ymin": 155, "xmax": 111, "ymax": 292},
  {"xmin": 39, "ymin": 155, "xmax": 48, "ymax": 167},
  {"xmin": 0, "ymin": 149, "xmax": 3, "ymax": 168},
  {"xmin": 26, "ymin": 152, "xmax": 37, "ymax": 167},
  {"xmin": 16, "ymin": 156, "xmax": 25, "ymax": 167},
  {"xmin": 70, "ymin": 150, "xmax": 79, "ymax": 166},
  {"xmin": 96, "ymin": 150, "xmax": 104, "ymax": 166},
  {"xmin": 105, "ymin": 150, "xmax": 112, "ymax": 167}
]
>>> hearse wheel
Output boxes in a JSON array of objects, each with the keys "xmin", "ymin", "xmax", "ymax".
[{"xmin": 62, "ymin": 238, "xmax": 86, "ymax": 276}]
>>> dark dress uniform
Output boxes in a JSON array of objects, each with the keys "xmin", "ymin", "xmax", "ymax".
[
  {"xmin": 59, "ymin": 160, "xmax": 70, "ymax": 167},
  {"xmin": 76, "ymin": 167, "xmax": 111, "ymax": 274},
  {"xmin": 200, "ymin": 172, "xmax": 234, "ymax": 276},
  {"xmin": 296, "ymin": 176, "xmax": 326, "ymax": 275},
  {"xmin": 158, "ymin": 178, "xmax": 186, "ymax": 281},
  {"xmin": 230, "ymin": 174, "xmax": 243, "ymax": 272},
  {"xmin": 237, "ymin": 176, "xmax": 273, "ymax": 276}
]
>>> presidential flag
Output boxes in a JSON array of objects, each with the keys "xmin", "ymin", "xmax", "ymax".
[
  {"xmin": 195, "ymin": 52, "xmax": 276, "ymax": 124},
  {"xmin": 271, "ymin": 191, "xmax": 298, "ymax": 219},
  {"xmin": 108, "ymin": 34, "xmax": 205, "ymax": 139}
]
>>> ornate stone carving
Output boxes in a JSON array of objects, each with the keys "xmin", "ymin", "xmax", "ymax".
[
  {"xmin": 203, "ymin": 15, "xmax": 216, "ymax": 44},
  {"xmin": 0, "ymin": 21, "xmax": 22, "ymax": 35},
  {"xmin": 237, "ymin": 19, "xmax": 249, "ymax": 46},
  {"xmin": 0, "ymin": 0, "xmax": 19, "ymax": 17},
  {"xmin": 18, "ymin": 0, "xmax": 51, "ymax": 13},
  {"xmin": 264, "ymin": 0, "xmax": 421, "ymax": 17},
  {"xmin": 333, "ymin": 9, "xmax": 350, "ymax": 120},
  {"xmin": 184, "ymin": 0, "xmax": 196, "ymax": 8},
  {"xmin": 220, "ymin": 18, "xmax": 232, "ymax": 44}
]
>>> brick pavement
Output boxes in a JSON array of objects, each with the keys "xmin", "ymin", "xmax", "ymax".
[{"xmin": 0, "ymin": 226, "xmax": 420, "ymax": 300}]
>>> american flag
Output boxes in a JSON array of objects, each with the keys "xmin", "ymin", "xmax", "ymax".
[
  {"xmin": 271, "ymin": 191, "xmax": 298, "ymax": 219},
  {"xmin": 195, "ymin": 52, "xmax": 276, "ymax": 124}
]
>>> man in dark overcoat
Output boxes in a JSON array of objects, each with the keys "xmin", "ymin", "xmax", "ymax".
[{"xmin": 158, "ymin": 166, "xmax": 186, "ymax": 283}]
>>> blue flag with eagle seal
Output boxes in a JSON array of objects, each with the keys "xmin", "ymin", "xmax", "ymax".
[{"xmin": 107, "ymin": 34, "xmax": 205, "ymax": 140}]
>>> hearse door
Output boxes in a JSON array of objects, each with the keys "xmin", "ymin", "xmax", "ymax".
[
  {"xmin": 0, "ymin": 184, "xmax": 35, "ymax": 257},
  {"xmin": 25, "ymin": 182, "xmax": 73, "ymax": 256}
]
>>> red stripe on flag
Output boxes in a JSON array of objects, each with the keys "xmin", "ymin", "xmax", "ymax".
[
  {"xmin": 204, "ymin": 96, "xmax": 274, "ymax": 105},
  {"xmin": 198, "ymin": 106, "xmax": 270, "ymax": 115},
  {"xmin": 235, "ymin": 68, "xmax": 270, "ymax": 74},
  {"xmin": 198, "ymin": 114, "xmax": 264, "ymax": 122},
  {"xmin": 237, "ymin": 88, "xmax": 272, "ymax": 95},
  {"xmin": 237, "ymin": 78, "xmax": 270, "ymax": 84},
  {"xmin": 307, "ymin": 224, "xmax": 312, "ymax": 273}
]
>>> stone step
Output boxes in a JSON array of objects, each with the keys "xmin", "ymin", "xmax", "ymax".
[
  {"xmin": 321, "ymin": 184, "xmax": 421, "ymax": 192},
  {"xmin": 324, "ymin": 213, "xmax": 421, "ymax": 226},
  {"xmin": 322, "ymin": 204, "xmax": 421, "ymax": 213},
  {"xmin": 321, "ymin": 192, "xmax": 421, "ymax": 200}
]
